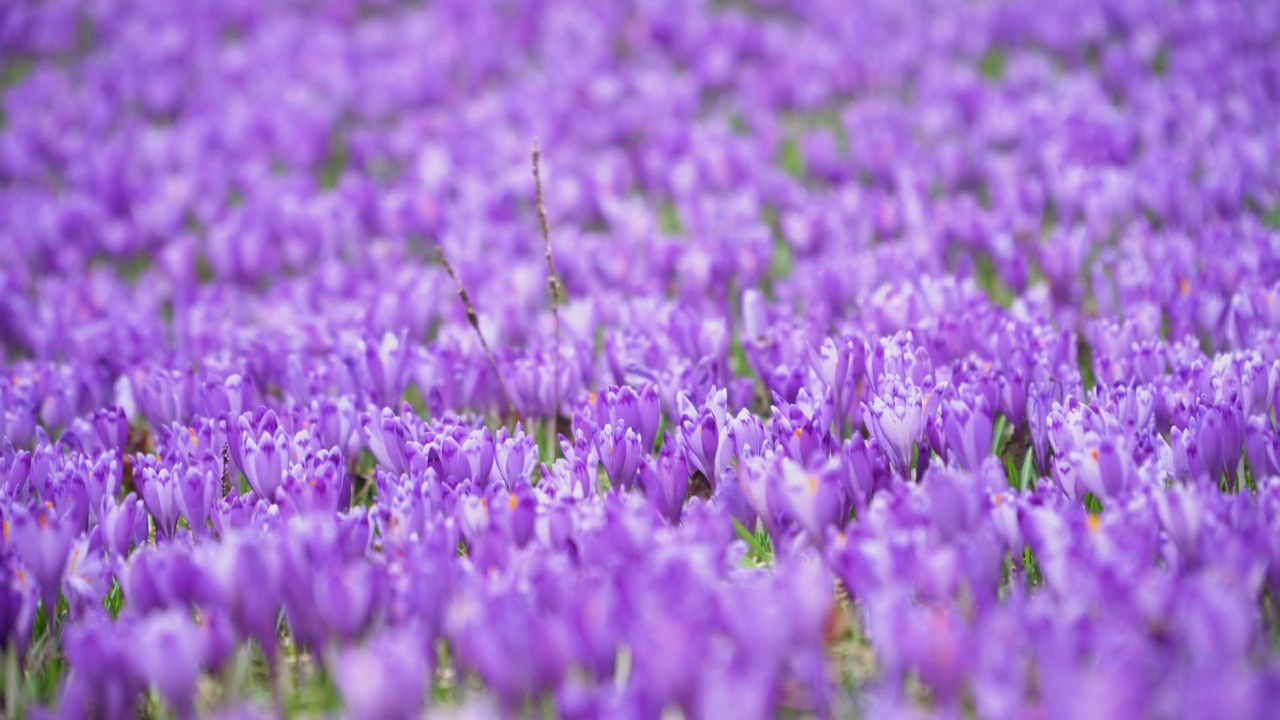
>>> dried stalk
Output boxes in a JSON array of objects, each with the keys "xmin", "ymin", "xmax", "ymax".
[
  {"xmin": 221, "ymin": 442, "xmax": 232, "ymax": 496},
  {"xmin": 532, "ymin": 140, "xmax": 565, "ymax": 457},
  {"xmin": 435, "ymin": 243, "xmax": 519, "ymax": 421}
]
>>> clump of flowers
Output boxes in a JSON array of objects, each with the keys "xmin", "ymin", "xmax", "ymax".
[{"xmin": 2, "ymin": 0, "xmax": 1280, "ymax": 717}]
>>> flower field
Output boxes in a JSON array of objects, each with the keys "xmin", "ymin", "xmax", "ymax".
[{"xmin": 2, "ymin": 0, "xmax": 1280, "ymax": 717}]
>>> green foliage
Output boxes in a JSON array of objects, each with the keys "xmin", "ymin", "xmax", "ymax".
[
  {"xmin": 991, "ymin": 414, "xmax": 1010, "ymax": 456},
  {"xmin": 1265, "ymin": 205, "xmax": 1280, "ymax": 230},
  {"xmin": 1152, "ymin": 46, "xmax": 1169, "ymax": 76},
  {"xmin": 1023, "ymin": 547, "xmax": 1044, "ymax": 587},
  {"xmin": 1083, "ymin": 492, "xmax": 1104, "ymax": 515},
  {"xmin": 104, "ymin": 582, "xmax": 125, "ymax": 618},
  {"xmin": 1019, "ymin": 451, "xmax": 1037, "ymax": 492},
  {"xmin": 1077, "ymin": 338, "xmax": 1097, "ymax": 392},
  {"xmin": 975, "ymin": 254, "xmax": 1016, "ymax": 308},
  {"xmin": 658, "ymin": 200, "xmax": 684, "ymax": 235},
  {"xmin": 0, "ymin": 58, "xmax": 34, "ymax": 129},
  {"xmin": 980, "ymin": 47, "xmax": 1008, "ymax": 80},
  {"xmin": 196, "ymin": 254, "xmax": 217, "ymax": 284},
  {"xmin": 403, "ymin": 383, "xmax": 430, "ymax": 419},
  {"xmin": 286, "ymin": 663, "xmax": 343, "ymax": 715},
  {"xmin": 734, "ymin": 519, "xmax": 775, "ymax": 566},
  {"xmin": 320, "ymin": 133, "xmax": 348, "ymax": 189},
  {"xmin": 778, "ymin": 136, "xmax": 806, "ymax": 180}
]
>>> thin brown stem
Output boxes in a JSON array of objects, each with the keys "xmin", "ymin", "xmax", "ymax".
[
  {"xmin": 532, "ymin": 140, "xmax": 565, "ymax": 457},
  {"xmin": 435, "ymin": 244, "xmax": 519, "ymax": 421}
]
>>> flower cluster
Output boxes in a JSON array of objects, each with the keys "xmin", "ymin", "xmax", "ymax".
[{"xmin": 2, "ymin": 0, "xmax": 1280, "ymax": 717}]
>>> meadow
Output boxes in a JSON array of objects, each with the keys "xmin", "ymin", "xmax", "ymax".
[{"xmin": 1, "ymin": 0, "xmax": 1279, "ymax": 717}]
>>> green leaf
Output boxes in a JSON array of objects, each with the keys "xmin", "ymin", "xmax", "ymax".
[
  {"xmin": 1019, "ymin": 450, "xmax": 1036, "ymax": 492},
  {"xmin": 658, "ymin": 201, "xmax": 683, "ymax": 234},
  {"xmin": 733, "ymin": 519, "xmax": 773, "ymax": 564},
  {"xmin": 1083, "ymin": 492, "xmax": 1104, "ymax": 515},
  {"xmin": 1023, "ymin": 547, "xmax": 1044, "ymax": 587},
  {"xmin": 1077, "ymin": 339, "xmax": 1097, "ymax": 393},
  {"xmin": 1265, "ymin": 205, "xmax": 1280, "ymax": 230},
  {"xmin": 1003, "ymin": 455, "xmax": 1019, "ymax": 491},
  {"xmin": 778, "ymin": 136, "xmax": 806, "ymax": 179},
  {"xmin": 979, "ymin": 47, "xmax": 1008, "ymax": 80},
  {"xmin": 991, "ymin": 414, "xmax": 1009, "ymax": 455}
]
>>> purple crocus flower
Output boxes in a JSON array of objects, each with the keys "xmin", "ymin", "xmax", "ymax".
[
  {"xmin": 997, "ymin": 367, "xmax": 1029, "ymax": 427},
  {"xmin": 596, "ymin": 423, "xmax": 642, "ymax": 492},
  {"xmin": 281, "ymin": 521, "xmax": 382, "ymax": 653},
  {"xmin": 941, "ymin": 395, "xmax": 993, "ymax": 471},
  {"xmin": 722, "ymin": 409, "xmax": 768, "ymax": 473},
  {"xmin": 1076, "ymin": 438, "xmax": 1138, "ymax": 500},
  {"xmin": 59, "ymin": 614, "xmax": 144, "ymax": 719},
  {"xmin": 1153, "ymin": 485, "xmax": 1203, "ymax": 558},
  {"xmin": 83, "ymin": 453, "xmax": 121, "ymax": 520},
  {"xmin": 242, "ymin": 430, "xmax": 285, "ymax": 501},
  {"xmin": 137, "ymin": 465, "xmax": 182, "ymax": 539},
  {"xmin": 808, "ymin": 335, "xmax": 866, "ymax": 436},
  {"xmin": 334, "ymin": 625, "xmax": 430, "ymax": 720},
  {"xmin": 346, "ymin": 330, "xmax": 413, "ymax": 409},
  {"xmin": 492, "ymin": 486, "xmax": 537, "ymax": 547},
  {"xmin": 742, "ymin": 288, "xmax": 769, "ymax": 341},
  {"xmin": 227, "ymin": 407, "xmax": 281, "ymax": 480},
  {"xmin": 737, "ymin": 456, "xmax": 776, "ymax": 533},
  {"xmin": 121, "ymin": 543, "xmax": 219, "ymax": 614},
  {"xmin": 495, "ymin": 426, "xmax": 539, "ymax": 490},
  {"xmin": 864, "ymin": 381, "xmax": 926, "ymax": 479},
  {"xmin": 211, "ymin": 490, "xmax": 266, "ymax": 537},
  {"xmin": 89, "ymin": 406, "xmax": 130, "ymax": 454},
  {"xmin": 0, "ymin": 553, "xmax": 37, "ymax": 652},
  {"xmin": 639, "ymin": 444, "xmax": 691, "ymax": 524},
  {"xmin": 841, "ymin": 435, "xmax": 891, "ymax": 507},
  {"xmin": 600, "ymin": 384, "xmax": 662, "ymax": 451},
  {"xmin": 61, "ymin": 533, "xmax": 110, "ymax": 618},
  {"xmin": 457, "ymin": 495, "xmax": 491, "ymax": 544},
  {"xmin": 777, "ymin": 458, "xmax": 847, "ymax": 541},
  {"xmin": 314, "ymin": 395, "xmax": 358, "ymax": 459},
  {"xmin": 9, "ymin": 502, "xmax": 76, "ymax": 611},
  {"xmin": 1, "ymin": 449, "xmax": 32, "ymax": 496},
  {"xmin": 447, "ymin": 588, "xmax": 572, "ymax": 707},
  {"xmin": 207, "ymin": 534, "xmax": 283, "ymax": 666},
  {"xmin": 1027, "ymin": 382, "xmax": 1054, "ymax": 469},
  {"xmin": 1245, "ymin": 416, "xmax": 1279, "ymax": 477},
  {"xmin": 677, "ymin": 396, "xmax": 720, "ymax": 483},
  {"xmin": 98, "ymin": 494, "xmax": 149, "ymax": 560},
  {"xmin": 360, "ymin": 407, "xmax": 412, "ymax": 475},
  {"xmin": 201, "ymin": 373, "xmax": 254, "ymax": 419},
  {"xmin": 176, "ymin": 466, "xmax": 219, "ymax": 537},
  {"xmin": 0, "ymin": 568, "xmax": 22, "ymax": 648},
  {"xmin": 131, "ymin": 608, "xmax": 208, "ymax": 720},
  {"xmin": 312, "ymin": 561, "xmax": 380, "ymax": 644},
  {"xmin": 924, "ymin": 468, "xmax": 984, "ymax": 541},
  {"xmin": 634, "ymin": 383, "xmax": 662, "ymax": 450},
  {"xmin": 437, "ymin": 427, "xmax": 495, "ymax": 488}
]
